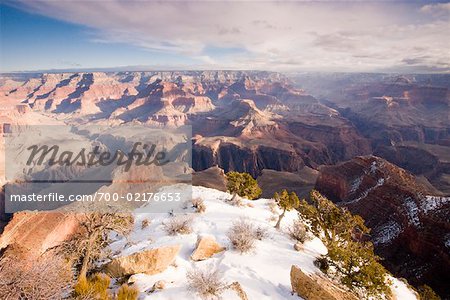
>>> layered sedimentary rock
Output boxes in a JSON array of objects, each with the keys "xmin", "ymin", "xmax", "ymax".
[
  {"xmin": 338, "ymin": 81, "xmax": 450, "ymax": 146},
  {"xmin": 193, "ymin": 137, "xmax": 305, "ymax": 177},
  {"xmin": 315, "ymin": 156, "xmax": 450, "ymax": 297},
  {"xmin": 0, "ymin": 71, "xmax": 371, "ymax": 176}
]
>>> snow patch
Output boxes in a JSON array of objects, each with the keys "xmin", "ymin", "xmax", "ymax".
[
  {"xmin": 350, "ymin": 177, "xmax": 362, "ymax": 193},
  {"xmin": 404, "ymin": 197, "xmax": 421, "ymax": 227},
  {"xmin": 347, "ymin": 177, "xmax": 386, "ymax": 204},
  {"xmin": 389, "ymin": 276, "xmax": 417, "ymax": 300},
  {"xmin": 370, "ymin": 161, "xmax": 378, "ymax": 174},
  {"xmin": 420, "ymin": 195, "xmax": 450, "ymax": 213},
  {"xmin": 444, "ymin": 234, "xmax": 450, "ymax": 249},
  {"xmin": 373, "ymin": 221, "xmax": 402, "ymax": 245}
]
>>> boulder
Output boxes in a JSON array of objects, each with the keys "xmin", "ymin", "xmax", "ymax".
[
  {"xmin": 293, "ymin": 242, "xmax": 303, "ymax": 251},
  {"xmin": 0, "ymin": 212, "xmax": 79, "ymax": 258},
  {"xmin": 106, "ymin": 245, "xmax": 181, "ymax": 277},
  {"xmin": 191, "ymin": 235, "xmax": 225, "ymax": 261},
  {"xmin": 290, "ymin": 265, "xmax": 357, "ymax": 300}
]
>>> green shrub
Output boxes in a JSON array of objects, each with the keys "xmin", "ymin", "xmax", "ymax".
[
  {"xmin": 73, "ymin": 273, "xmax": 111, "ymax": 300},
  {"xmin": 117, "ymin": 284, "xmax": 139, "ymax": 300},
  {"xmin": 226, "ymin": 171, "xmax": 262, "ymax": 200},
  {"xmin": 327, "ymin": 240, "xmax": 389, "ymax": 297},
  {"xmin": 298, "ymin": 190, "xmax": 390, "ymax": 298},
  {"xmin": 274, "ymin": 190, "xmax": 300, "ymax": 229}
]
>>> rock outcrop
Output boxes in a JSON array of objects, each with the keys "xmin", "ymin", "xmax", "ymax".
[
  {"xmin": 256, "ymin": 168, "xmax": 318, "ymax": 199},
  {"xmin": 315, "ymin": 156, "xmax": 450, "ymax": 297},
  {"xmin": 192, "ymin": 166, "xmax": 227, "ymax": 192},
  {"xmin": 290, "ymin": 265, "xmax": 358, "ymax": 300},
  {"xmin": 106, "ymin": 245, "xmax": 181, "ymax": 277},
  {"xmin": 193, "ymin": 138, "xmax": 305, "ymax": 177},
  {"xmin": 0, "ymin": 212, "xmax": 79, "ymax": 257}
]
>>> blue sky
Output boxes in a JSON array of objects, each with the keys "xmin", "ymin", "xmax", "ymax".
[
  {"xmin": 0, "ymin": 5, "xmax": 195, "ymax": 72},
  {"xmin": 1, "ymin": 1, "xmax": 449, "ymax": 73}
]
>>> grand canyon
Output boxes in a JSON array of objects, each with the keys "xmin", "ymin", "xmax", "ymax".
[
  {"xmin": 1, "ymin": 0, "xmax": 450, "ymax": 299},
  {"xmin": 0, "ymin": 70, "xmax": 449, "ymax": 299}
]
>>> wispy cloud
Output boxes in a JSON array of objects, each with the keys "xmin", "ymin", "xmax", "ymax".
[
  {"xmin": 7, "ymin": 1, "xmax": 450, "ymax": 72},
  {"xmin": 420, "ymin": 2, "xmax": 450, "ymax": 17}
]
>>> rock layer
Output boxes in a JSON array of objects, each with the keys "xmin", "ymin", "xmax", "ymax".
[{"xmin": 315, "ymin": 156, "xmax": 450, "ymax": 297}]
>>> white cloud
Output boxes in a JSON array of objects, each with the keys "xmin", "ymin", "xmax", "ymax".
[
  {"xmin": 9, "ymin": 1, "xmax": 450, "ymax": 72},
  {"xmin": 420, "ymin": 2, "xmax": 450, "ymax": 17}
]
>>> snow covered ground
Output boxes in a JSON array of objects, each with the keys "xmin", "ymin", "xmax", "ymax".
[{"xmin": 108, "ymin": 185, "xmax": 417, "ymax": 300}]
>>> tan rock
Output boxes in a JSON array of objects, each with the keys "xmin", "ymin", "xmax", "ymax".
[
  {"xmin": 153, "ymin": 280, "xmax": 166, "ymax": 290},
  {"xmin": 191, "ymin": 235, "xmax": 225, "ymax": 261},
  {"xmin": 290, "ymin": 265, "xmax": 358, "ymax": 300},
  {"xmin": 106, "ymin": 245, "xmax": 181, "ymax": 277},
  {"xmin": 228, "ymin": 281, "xmax": 249, "ymax": 300},
  {"xmin": 0, "ymin": 212, "xmax": 79, "ymax": 258},
  {"xmin": 148, "ymin": 280, "xmax": 166, "ymax": 293},
  {"xmin": 294, "ymin": 242, "xmax": 303, "ymax": 251}
]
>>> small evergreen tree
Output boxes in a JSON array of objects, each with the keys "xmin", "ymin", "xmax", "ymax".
[
  {"xmin": 274, "ymin": 190, "xmax": 300, "ymax": 229},
  {"xmin": 298, "ymin": 190, "xmax": 369, "ymax": 245},
  {"xmin": 226, "ymin": 171, "xmax": 262, "ymax": 200},
  {"xmin": 61, "ymin": 212, "xmax": 134, "ymax": 280},
  {"xmin": 326, "ymin": 240, "xmax": 390, "ymax": 297},
  {"xmin": 298, "ymin": 190, "xmax": 390, "ymax": 298}
]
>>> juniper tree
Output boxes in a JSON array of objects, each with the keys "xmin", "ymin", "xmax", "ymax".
[
  {"xmin": 60, "ymin": 212, "xmax": 134, "ymax": 280},
  {"xmin": 326, "ymin": 239, "xmax": 390, "ymax": 297},
  {"xmin": 274, "ymin": 189, "xmax": 300, "ymax": 229},
  {"xmin": 297, "ymin": 190, "xmax": 369, "ymax": 245},
  {"xmin": 226, "ymin": 171, "xmax": 262, "ymax": 201},
  {"xmin": 298, "ymin": 190, "xmax": 389, "ymax": 297}
]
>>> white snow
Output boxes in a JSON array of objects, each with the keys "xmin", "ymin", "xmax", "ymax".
[
  {"xmin": 347, "ymin": 176, "xmax": 387, "ymax": 204},
  {"xmin": 107, "ymin": 185, "xmax": 417, "ymax": 300},
  {"xmin": 389, "ymin": 276, "xmax": 418, "ymax": 300},
  {"xmin": 404, "ymin": 197, "xmax": 421, "ymax": 227},
  {"xmin": 445, "ymin": 234, "xmax": 450, "ymax": 249},
  {"xmin": 420, "ymin": 195, "xmax": 450, "ymax": 213},
  {"xmin": 350, "ymin": 177, "xmax": 362, "ymax": 193},
  {"xmin": 373, "ymin": 221, "xmax": 402, "ymax": 245}
]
